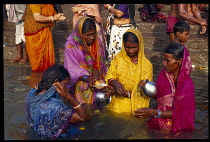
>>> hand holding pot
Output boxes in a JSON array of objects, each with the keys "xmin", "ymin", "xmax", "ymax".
[{"xmin": 140, "ymin": 79, "xmax": 157, "ymax": 98}]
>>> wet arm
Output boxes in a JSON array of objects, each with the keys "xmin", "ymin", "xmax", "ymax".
[
  {"xmin": 53, "ymin": 82, "xmax": 91, "ymax": 122},
  {"xmin": 66, "ymin": 93, "xmax": 91, "ymax": 122},
  {"xmin": 158, "ymin": 110, "xmax": 172, "ymax": 118},
  {"xmin": 134, "ymin": 108, "xmax": 172, "ymax": 119}
]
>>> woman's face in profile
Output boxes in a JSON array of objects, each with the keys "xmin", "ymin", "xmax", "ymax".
[
  {"xmin": 82, "ymin": 29, "xmax": 96, "ymax": 46},
  {"xmin": 162, "ymin": 52, "xmax": 180, "ymax": 73},
  {"xmin": 124, "ymin": 41, "xmax": 139, "ymax": 58}
]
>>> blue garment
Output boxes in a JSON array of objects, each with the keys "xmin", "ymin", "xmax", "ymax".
[{"xmin": 25, "ymin": 86, "xmax": 75, "ymax": 139}]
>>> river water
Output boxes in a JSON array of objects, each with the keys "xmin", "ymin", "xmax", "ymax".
[{"xmin": 4, "ymin": 59, "xmax": 208, "ymax": 140}]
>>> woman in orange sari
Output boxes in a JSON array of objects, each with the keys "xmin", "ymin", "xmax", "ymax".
[{"xmin": 24, "ymin": 4, "xmax": 65, "ymax": 72}]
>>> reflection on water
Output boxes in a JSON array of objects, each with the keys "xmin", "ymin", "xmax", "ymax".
[
  {"xmin": 4, "ymin": 59, "xmax": 208, "ymax": 140},
  {"xmin": 27, "ymin": 72, "xmax": 44, "ymax": 88}
]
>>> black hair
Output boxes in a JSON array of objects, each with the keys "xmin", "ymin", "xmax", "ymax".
[
  {"xmin": 82, "ymin": 18, "xmax": 96, "ymax": 33},
  {"xmin": 37, "ymin": 64, "xmax": 70, "ymax": 93},
  {"xmin": 123, "ymin": 32, "xmax": 139, "ymax": 43},
  {"xmin": 164, "ymin": 42, "xmax": 184, "ymax": 60},
  {"xmin": 173, "ymin": 21, "xmax": 190, "ymax": 36}
]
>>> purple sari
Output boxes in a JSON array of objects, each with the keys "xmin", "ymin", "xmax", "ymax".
[
  {"xmin": 148, "ymin": 46, "xmax": 195, "ymax": 134},
  {"xmin": 64, "ymin": 17, "xmax": 107, "ymax": 104}
]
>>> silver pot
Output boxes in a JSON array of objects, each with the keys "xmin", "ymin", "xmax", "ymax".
[
  {"xmin": 140, "ymin": 80, "xmax": 157, "ymax": 97},
  {"xmin": 95, "ymin": 91, "xmax": 112, "ymax": 105}
]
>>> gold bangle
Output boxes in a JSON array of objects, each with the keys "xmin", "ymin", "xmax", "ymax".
[{"xmin": 73, "ymin": 103, "xmax": 81, "ymax": 109}]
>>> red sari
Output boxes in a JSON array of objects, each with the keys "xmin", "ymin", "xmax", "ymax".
[{"xmin": 148, "ymin": 46, "xmax": 195, "ymax": 134}]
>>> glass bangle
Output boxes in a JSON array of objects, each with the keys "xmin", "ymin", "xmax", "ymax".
[{"xmin": 154, "ymin": 109, "xmax": 162, "ymax": 118}]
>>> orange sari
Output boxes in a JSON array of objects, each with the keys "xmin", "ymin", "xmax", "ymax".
[{"xmin": 24, "ymin": 4, "xmax": 56, "ymax": 72}]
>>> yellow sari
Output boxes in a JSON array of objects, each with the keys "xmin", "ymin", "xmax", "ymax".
[{"xmin": 105, "ymin": 28, "xmax": 153, "ymax": 114}]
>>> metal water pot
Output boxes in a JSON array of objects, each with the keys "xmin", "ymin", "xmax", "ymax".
[
  {"xmin": 140, "ymin": 80, "xmax": 157, "ymax": 97},
  {"xmin": 95, "ymin": 91, "xmax": 112, "ymax": 105}
]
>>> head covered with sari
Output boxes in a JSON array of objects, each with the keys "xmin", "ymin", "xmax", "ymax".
[
  {"xmin": 171, "ymin": 44, "xmax": 195, "ymax": 132},
  {"xmin": 149, "ymin": 42, "xmax": 195, "ymax": 133},
  {"xmin": 105, "ymin": 28, "xmax": 153, "ymax": 113},
  {"xmin": 64, "ymin": 16, "xmax": 107, "ymax": 86}
]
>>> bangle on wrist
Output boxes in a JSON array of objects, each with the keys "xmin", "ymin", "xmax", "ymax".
[
  {"xmin": 108, "ymin": 5, "xmax": 112, "ymax": 11},
  {"xmin": 73, "ymin": 102, "xmax": 81, "ymax": 109},
  {"xmin": 51, "ymin": 16, "xmax": 54, "ymax": 22},
  {"xmin": 154, "ymin": 109, "xmax": 162, "ymax": 118}
]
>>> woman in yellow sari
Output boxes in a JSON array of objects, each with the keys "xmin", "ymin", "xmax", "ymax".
[
  {"xmin": 105, "ymin": 28, "xmax": 153, "ymax": 114},
  {"xmin": 24, "ymin": 4, "xmax": 65, "ymax": 72}
]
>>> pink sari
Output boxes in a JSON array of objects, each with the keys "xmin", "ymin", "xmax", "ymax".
[{"xmin": 148, "ymin": 46, "xmax": 195, "ymax": 134}]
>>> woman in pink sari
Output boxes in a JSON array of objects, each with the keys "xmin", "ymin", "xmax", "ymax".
[{"xmin": 134, "ymin": 42, "xmax": 195, "ymax": 136}]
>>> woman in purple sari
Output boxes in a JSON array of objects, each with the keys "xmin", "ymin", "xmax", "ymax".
[
  {"xmin": 134, "ymin": 42, "xmax": 195, "ymax": 136},
  {"xmin": 64, "ymin": 17, "xmax": 107, "ymax": 105}
]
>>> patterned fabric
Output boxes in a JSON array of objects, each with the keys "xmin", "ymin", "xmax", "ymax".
[
  {"xmin": 148, "ymin": 46, "xmax": 195, "ymax": 134},
  {"xmin": 64, "ymin": 17, "xmax": 107, "ymax": 104},
  {"xmin": 105, "ymin": 28, "xmax": 153, "ymax": 114},
  {"xmin": 24, "ymin": 4, "xmax": 55, "ymax": 72},
  {"xmin": 106, "ymin": 24, "xmax": 134, "ymax": 64},
  {"xmin": 72, "ymin": 4, "xmax": 105, "ymax": 59},
  {"xmin": 26, "ymin": 86, "xmax": 75, "ymax": 139},
  {"xmin": 104, "ymin": 4, "xmax": 136, "ymax": 64},
  {"xmin": 24, "ymin": 4, "xmax": 55, "ymax": 36}
]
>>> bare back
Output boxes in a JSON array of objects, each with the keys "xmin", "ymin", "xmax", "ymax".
[{"xmin": 169, "ymin": 4, "xmax": 189, "ymax": 20}]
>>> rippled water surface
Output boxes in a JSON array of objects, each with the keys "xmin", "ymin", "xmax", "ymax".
[{"xmin": 4, "ymin": 59, "xmax": 208, "ymax": 140}]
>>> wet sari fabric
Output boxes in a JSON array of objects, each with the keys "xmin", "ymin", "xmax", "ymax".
[
  {"xmin": 105, "ymin": 28, "xmax": 153, "ymax": 114},
  {"xmin": 148, "ymin": 46, "xmax": 195, "ymax": 133},
  {"xmin": 25, "ymin": 86, "xmax": 75, "ymax": 139},
  {"xmin": 64, "ymin": 17, "xmax": 107, "ymax": 104}
]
